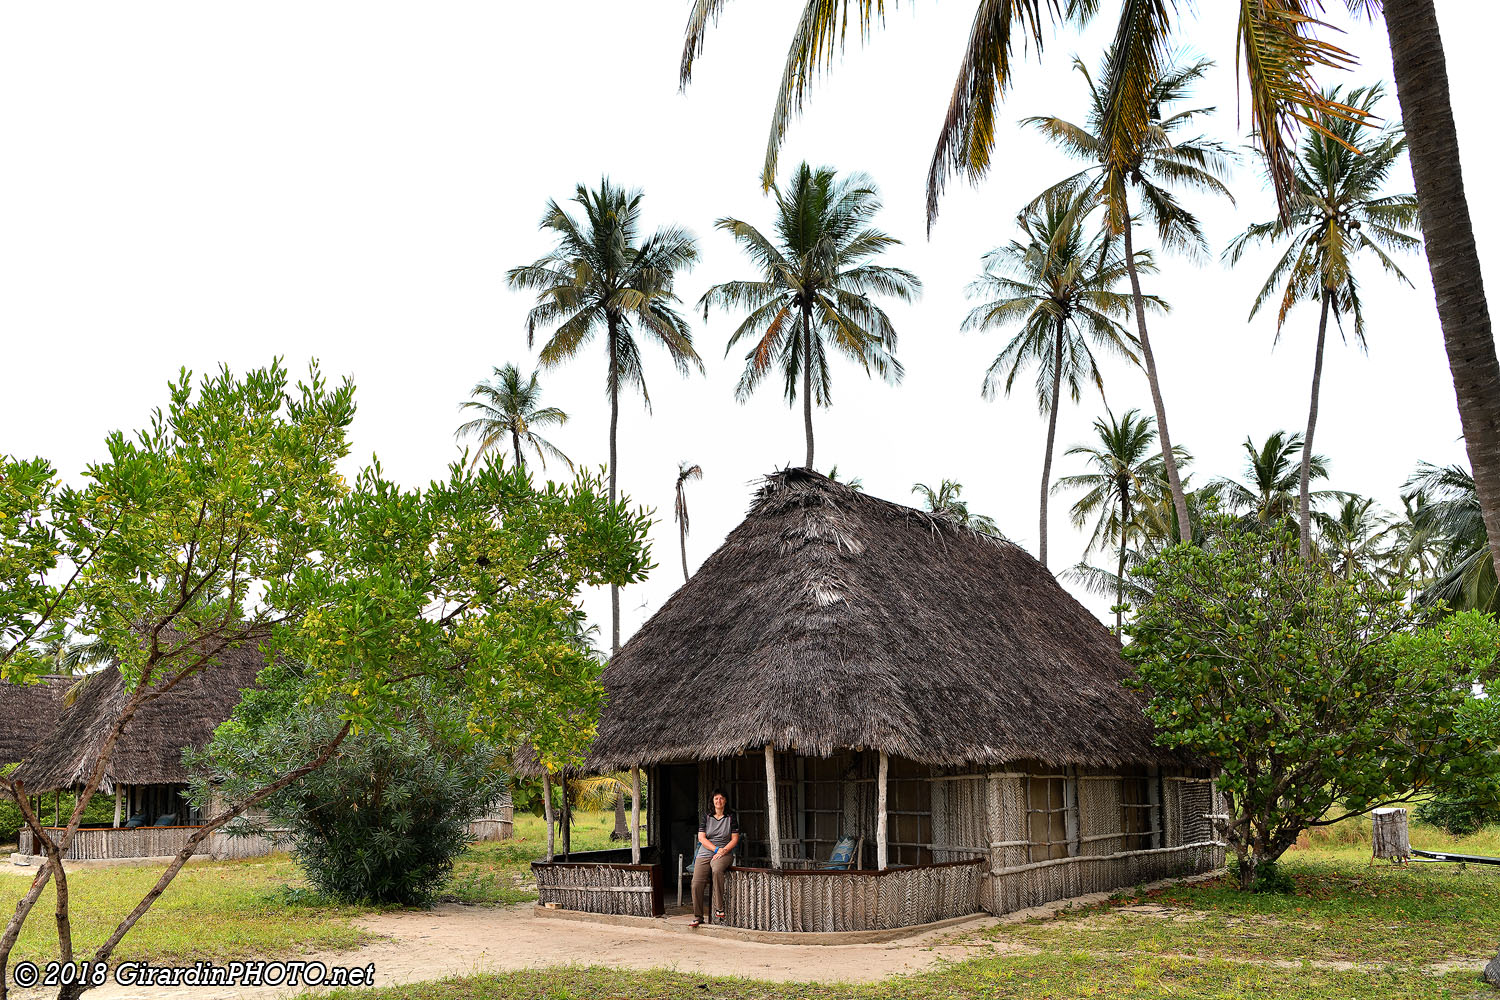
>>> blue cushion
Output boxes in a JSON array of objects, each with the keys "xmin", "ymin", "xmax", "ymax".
[{"xmin": 824, "ymin": 835, "xmax": 857, "ymax": 870}]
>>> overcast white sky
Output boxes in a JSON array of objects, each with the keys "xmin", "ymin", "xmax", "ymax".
[{"xmin": 2, "ymin": 2, "xmax": 1495, "ymax": 639}]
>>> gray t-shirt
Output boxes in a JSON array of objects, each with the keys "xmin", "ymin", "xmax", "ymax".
[{"xmin": 698, "ymin": 811, "xmax": 739, "ymax": 856}]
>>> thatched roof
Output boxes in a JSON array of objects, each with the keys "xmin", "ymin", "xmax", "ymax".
[
  {"xmin": 584, "ymin": 469, "xmax": 1183, "ymax": 772},
  {"xmin": 13, "ymin": 644, "xmax": 264, "ymax": 793},
  {"xmin": 0, "ymin": 676, "xmax": 72, "ymax": 765}
]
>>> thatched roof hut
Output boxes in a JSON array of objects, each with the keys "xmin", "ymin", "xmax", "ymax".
[
  {"xmin": 13, "ymin": 644, "xmax": 264, "ymax": 794},
  {"xmin": 586, "ymin": 468, "xmax": 1181, "ymax": 773},
  {"xmin": 0, "ymin": 676, "xmax": 71, "ymax": 765}
]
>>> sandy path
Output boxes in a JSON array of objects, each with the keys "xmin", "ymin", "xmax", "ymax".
[{"xmin": 37, "ymin": 904, "xmax": 990, "ymax": 1000}]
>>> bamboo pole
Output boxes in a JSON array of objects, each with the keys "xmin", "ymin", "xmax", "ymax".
[
  {"xmin": 542, "ymin": 772, "xmax": 555, "ymax": 862},
  {"xmin": 630, "ymin": 767, "xmax": 641, "ymax": 865},
  {"xmin": 764, "ymin": 744, "xmax": 782, "ymax": 869},
  {"xmin": 113, "ymin": 786, "xmax": 122, "ymax": 828},
  {"xmin": 876, "ymin": 751, "xmax": 889, "ymax": 871}
]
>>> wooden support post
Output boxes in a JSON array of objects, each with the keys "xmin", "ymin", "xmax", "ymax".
[
  {"xmin": 630, "ymin": 766, "xmax": 641, "ymax": 865},
  {"xmin": 53, "ymin": 791, "xmax": 59, "ymax": 827},
  {"xmin": 113, "ymin": 785, "xmax": 123, "ymax": 828},
  {"xmin": 764, "ymin": 744, "xmax": 782, "ymax": 869},
  {"xmin": 542, "ymin": 771, "xmax": 555, "ymax": 862},
  {"xmin": 876, "ymin": 751, "xmax": 889, "ymax": 871}
]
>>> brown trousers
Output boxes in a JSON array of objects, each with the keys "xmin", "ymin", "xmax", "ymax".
[{"xmin": 691, "ymin": 848, "xmax": 734, "ymax": 918}]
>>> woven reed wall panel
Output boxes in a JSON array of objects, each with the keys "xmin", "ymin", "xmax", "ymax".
[
  {"xmin": 1177, "ymin": 781, "xmax": 1214, "ymax": 844},
  {"xmin": 533, "ymin": 862, "xmax": 657, "ymax": 917},
  {"xmin": 989, "ymin": 774, "xmax": 1028, "ymax": 872},
  {"xmin": 931, "ymin": 777, "xmax": 987, "ymax": 862},
  {"xmin": 984, "ymin": 842, "xmax": 1224, "ymax": 916},
  {"xmin": 1078, "ymin": 779, "xmax": 1126, "ymax": 856},
  {"xmin": 724, "ymin": 862, "xmax": 983, "ymax": 932},
  {"xmin": 21, "ymin": 827, "xmax": 211, "ymax": 861}
]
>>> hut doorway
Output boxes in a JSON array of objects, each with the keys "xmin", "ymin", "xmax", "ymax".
[{"xmin": 657, "ymin": 764, "xmax": 700, "ymax": 872}]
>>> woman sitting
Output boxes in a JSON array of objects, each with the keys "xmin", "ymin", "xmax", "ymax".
[{"xmin": 690, "ymin": 788, "xmax": 739, "ymax": 927}]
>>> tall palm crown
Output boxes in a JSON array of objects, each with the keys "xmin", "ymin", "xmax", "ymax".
[
  {"xmin": 680, "ymin": 0, "xmax": 1357, "ymax": 225},
  {"xmin": 911, "ymin": 480, "xmax": 1002, "ymax": 538},
  {"xmin": 1314, "ymin": 495, "xmax": 1390, "ymax": 581},
  {"xmin": 507, "ymin": 178, "xmax": 701, "ymax": 655},
  {"xmin": 673, "ymin": 461, "xmax": 703, "ymax": 583},
  {"xmin": 1210, "ymin": 430, "xmax": 1336, "ymax": 528},
  {"xmin": 964, "ymin": 191, "xmax": 1148, "ymax": 567},
  {"xmin": 700, "ymin": 163, "xmax": 920, "ymax": 469},
  {"xmin": 1054, "ymin": 408, "xmax": 1186, "ymax": 635},
  {"xmin": 1404, "ymin": 462, "xmax": 1497, "ymax": 614},
  {"xmin": 1227, "ymin": 83, "xmax": 1419, "ymax": 563},
  {"xmin": 1026, "ymin": 51, "xmax": 1232, "ymax": 549},
  {"xmin": 455, "ymin": 365, "xmax": 572, "ymax": 472}
]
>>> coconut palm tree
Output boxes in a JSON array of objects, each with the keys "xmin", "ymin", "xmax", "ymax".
[
  {"xmin": 507, "ymin": 179, "xmax": 701, "ymax": 655},
  {"xmin": 1381, "ymin": 493, "xmax": 1443, "ymax": 595},
  {"xmin": 1210, "ymin": 430, "xmax": 1341, "ymax": 530},
  {"xmin": 964, "ymin": 191, "xmax": 1149, "ymax": 567},
  {"xmin": 681, "ymin": 1, "xmax": 1353, "ymax": 229},
  {"xmin": 1054, "ymin": 409, "xmax": 1188, "ymax": 635},
  {"xmin": 455, "ymin": 364, "xmax": 572, "ymax": 473},
  {"xmin": 1378, "ymin": 1, "xmax": 1500, "ymax": 592},
  {"xmin": 674, "ymin": 462, "xmax": 703, "ymax": 583},
  {"xmin": 1227, "ymin": 84, "xmax": 1420, "ymax": 563},
  {"xmin": 1024, "ymin": 52, "xmax": 1233, "ymax": 546},
  {"xmin": 1314, "ymin": 495, "xmax": 1391, "ymax": 581},
  {"xmin": 824, "ymin": 466, "xmax": 863, "ymax": 491},
  {"xmin": 1404, "ymin": 462, "xmax": 1497, "ymax": 614},
  {"xmin": 911, "ymin": 480, "xmax": 1003, "ymax": 538},
  {"xmin": 700, "ymin": 164, "xmax": 920, "ymax": 469}
]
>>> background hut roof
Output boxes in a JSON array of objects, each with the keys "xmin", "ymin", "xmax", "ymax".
[
  {"xmin": 13, "ymin": 644, "xmax": 264, "ymax": 793},
  {"xmin": 587, "ymin": 468, "xmax": 1185, "ymax": 771},
  {"xmin": 0, "ymin": 676, "xmax": 72, "ymax": 765}
]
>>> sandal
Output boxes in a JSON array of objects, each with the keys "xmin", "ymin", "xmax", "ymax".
[
  {"xmin": 689, "ymin": 917, "xmax": 702, "ymax": 928},
  {"xmin": 716, "ymin": 910, "xmax": 726, "ymax": 922}
]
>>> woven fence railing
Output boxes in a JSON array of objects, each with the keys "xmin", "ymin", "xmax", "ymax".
[
  {"xmin": 982, "ymin": 840, "xmax": 1224, "ymax": 914},
  {"xmin": 723, "ymin": 858, "xmax": 985, "ymax": 933},
  {"xmin": 21, "ymin": 826, "xmax": 207, "ymax": 862},
  {"xmin": 532, "ymin": 861, "xmax": 662, "ymax": 917}
]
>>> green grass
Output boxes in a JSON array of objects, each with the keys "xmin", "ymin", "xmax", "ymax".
[
  {"xmin": 439, "ymin": 809, "xmax": 624, "ymax": 905},
  {"xmin": 0, "ymin": 854, "xmax": 372, "ymax": 964}
]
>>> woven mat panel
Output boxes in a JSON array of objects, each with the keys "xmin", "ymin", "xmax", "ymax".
[
  {"xmin": 1078, "ymin": 778, "xmax": 1126, "ymax": 856},
  {"xmin": 932, "ymin": 777, "xmax": 988, "ymax": 862}
]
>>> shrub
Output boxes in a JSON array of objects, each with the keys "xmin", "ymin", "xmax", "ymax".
[{"xmin": 1416, "ymin": 794, "xmax": 1500, "ymax": 836}]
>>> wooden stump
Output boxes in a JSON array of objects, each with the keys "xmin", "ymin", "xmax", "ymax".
[{"xmin": 1371, "ymin": 808, "xmax": 1411, "ymax": 863}]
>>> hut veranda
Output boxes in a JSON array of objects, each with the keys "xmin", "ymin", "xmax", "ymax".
[{"xmin": 533, "ymin": 470, "xmax": 1224, "ymax": 933}]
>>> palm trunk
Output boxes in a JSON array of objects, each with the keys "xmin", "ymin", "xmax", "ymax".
[
  {"xmin": 1299, "ymin": 289, "xmax": 1333, "ymax": 562},
  {"xmin": 1115, "ymin": 486, "xmax": 1130, "ymax": 638},
  {"xmin": 679, "ymin": 508, "xmax": 690, "ymax": 583},
  {"xmin": 512, "ymin": 429, "xmax": 524, "ymax": 472},
  {"xmin": 607, "ymin": 317, "xmax": 621, "ymax": 658},
  {"xmin": 1121, "ymin": 194, "xmax": 1192, "ymax": 544},
  {"xmin": 1386, "ymin": 1, "xmax": 1500, "ymax": 586},
  {"xmin": 802, "ymin": 306, "xmax": 815, "ymax": 469},
  {"xmin": 1039, "ymin": 317, "xmax": 1064, "ymax": 568}
]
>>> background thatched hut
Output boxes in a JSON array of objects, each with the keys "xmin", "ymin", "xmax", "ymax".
[
  {"xmin": 0, "ymin": 676, "xmax": 70, "ymax": 766},
  {"xmin": 11, "ymin": 645, "xmax": 273, "ymax": 861},
  {"xmin": 532, "ymin": 470, "xmax": 1224, "ymax": 932}
]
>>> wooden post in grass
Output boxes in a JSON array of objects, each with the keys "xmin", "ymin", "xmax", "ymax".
[
  {"xmin": 542, "ymin": 771, "xmax": 555, "ymax": 862},
  {"xmin": 1372, "ymin": 808, "xmax": 1411, "ymax": 863},
  {"xmin": 630, "ymin": 766, "xmax": 641, "ymax": 865},
  {"xmin": 876, "ymin": 751, "xmax": 889, "ymax": 871},
  {"xmin": 764, "ymin": 744, "xmax": 781, "ymax": 869}
]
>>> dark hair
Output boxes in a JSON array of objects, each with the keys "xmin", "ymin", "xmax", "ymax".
[{"xmin": 709, "ymin": 788, "xmax": 728, "ymax": 804}]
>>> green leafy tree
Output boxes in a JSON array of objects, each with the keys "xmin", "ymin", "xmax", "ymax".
[
  {"xmin": 0, "ymin": 362, "xmax": 651, "ymax": 1000},
  {"xmin": 911, "ymin": 480, "xmax": 1003, "ymax": 538},
  {"xmin": 455, "ymin": 364, "xmax": 572, "ymax": 472},
  {"xmin": 699, "ymin": 163, "xmax": 920, "ymax": 469},
  {"xmin": 1054, "ymin": 408, "xmax": 1187, "ymax": 635},
  {"xmin": 507, "ymin": 178, "xmax": 700, "ymax": 655},
  {"xmin": 1125, "ymin": 526, "xmax": 1500, "ymax": 890},
  {"xmin": 1026, "ymin": 52, "xmax": 1232, "ymax": 545},
  {"xmin": 674, "ymin": 461, "xmax": 703, "ymax": 584},
  {"xmin": 1227, "ymin": 84, "xmax": 1419, "ymax": 562},
  {"xmin": 964, "ymin": 191, "xmax": 1147, "ymax": 566}
]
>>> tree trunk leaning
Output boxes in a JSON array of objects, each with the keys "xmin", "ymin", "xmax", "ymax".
[
  {"xmin": 764, "ymin": 744, "xmax": 782, "ymax": 869},
  {"xmin": 1299, "ymin": 289, "xmax": 1333, "ymax": 562},
  {"xmin": 1121, "ymin": 202, "xmax": 1192, "ymax": 544},
  {"xmin": 1385, "ymin": 0, "xmax": 1500, "ymax": 588},
  {"xmin": 1038, "ymin": 318, "xmax": 1064, "ymax": 568},
  {"xmin": 1371, "ymin": 808, "xmax": 1411, "ymax": 863}
]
